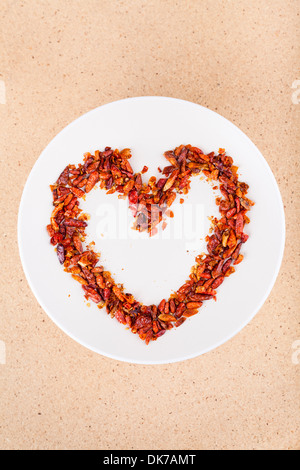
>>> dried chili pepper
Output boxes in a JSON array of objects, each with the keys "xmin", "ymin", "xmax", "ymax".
[{"xmin": 47, "ymin": 146, "xmax": 253, "ymax": 343}]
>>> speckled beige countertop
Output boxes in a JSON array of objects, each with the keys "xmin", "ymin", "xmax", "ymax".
[{"xmin": 0, "ymin": 0, "xmax": 299, "ymax": 450}]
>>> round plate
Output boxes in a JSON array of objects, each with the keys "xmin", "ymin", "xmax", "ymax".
[{"xmin": 18, "ymin": 97, "xmax": 285, "ymax": 364}]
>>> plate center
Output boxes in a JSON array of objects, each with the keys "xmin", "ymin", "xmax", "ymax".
[{"xmin": 81, "ymin": 176, "xmax": 219, "ymax": 305}]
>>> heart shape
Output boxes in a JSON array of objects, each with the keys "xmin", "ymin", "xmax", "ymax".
[{"xmin": 47, "ymin": 145, "xmax": 253, "ymax": 344}]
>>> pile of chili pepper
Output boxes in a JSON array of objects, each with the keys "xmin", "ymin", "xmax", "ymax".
[{"xmin": 47, "ymin": 146, "xmax": 254, "ymax": 344}]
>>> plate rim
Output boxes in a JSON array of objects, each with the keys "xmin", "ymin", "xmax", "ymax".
[{"xmin": 17, "ymin": 96, "xmax": 286, "ymax": 364}]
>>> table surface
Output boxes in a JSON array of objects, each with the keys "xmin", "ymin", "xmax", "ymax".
[{"xmin": 1, "ymin": 0, "xmax": 299, "ymax": 450}]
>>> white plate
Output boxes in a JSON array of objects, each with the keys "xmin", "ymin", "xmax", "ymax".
[{"xmin": 18, "ymin": 97, "xmax": 285, "ymax": 364}]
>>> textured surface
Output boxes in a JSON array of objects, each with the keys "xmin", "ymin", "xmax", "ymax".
[{"xmin": 0, "ymin": 0, "xmax": 299, "ymax": 450}]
